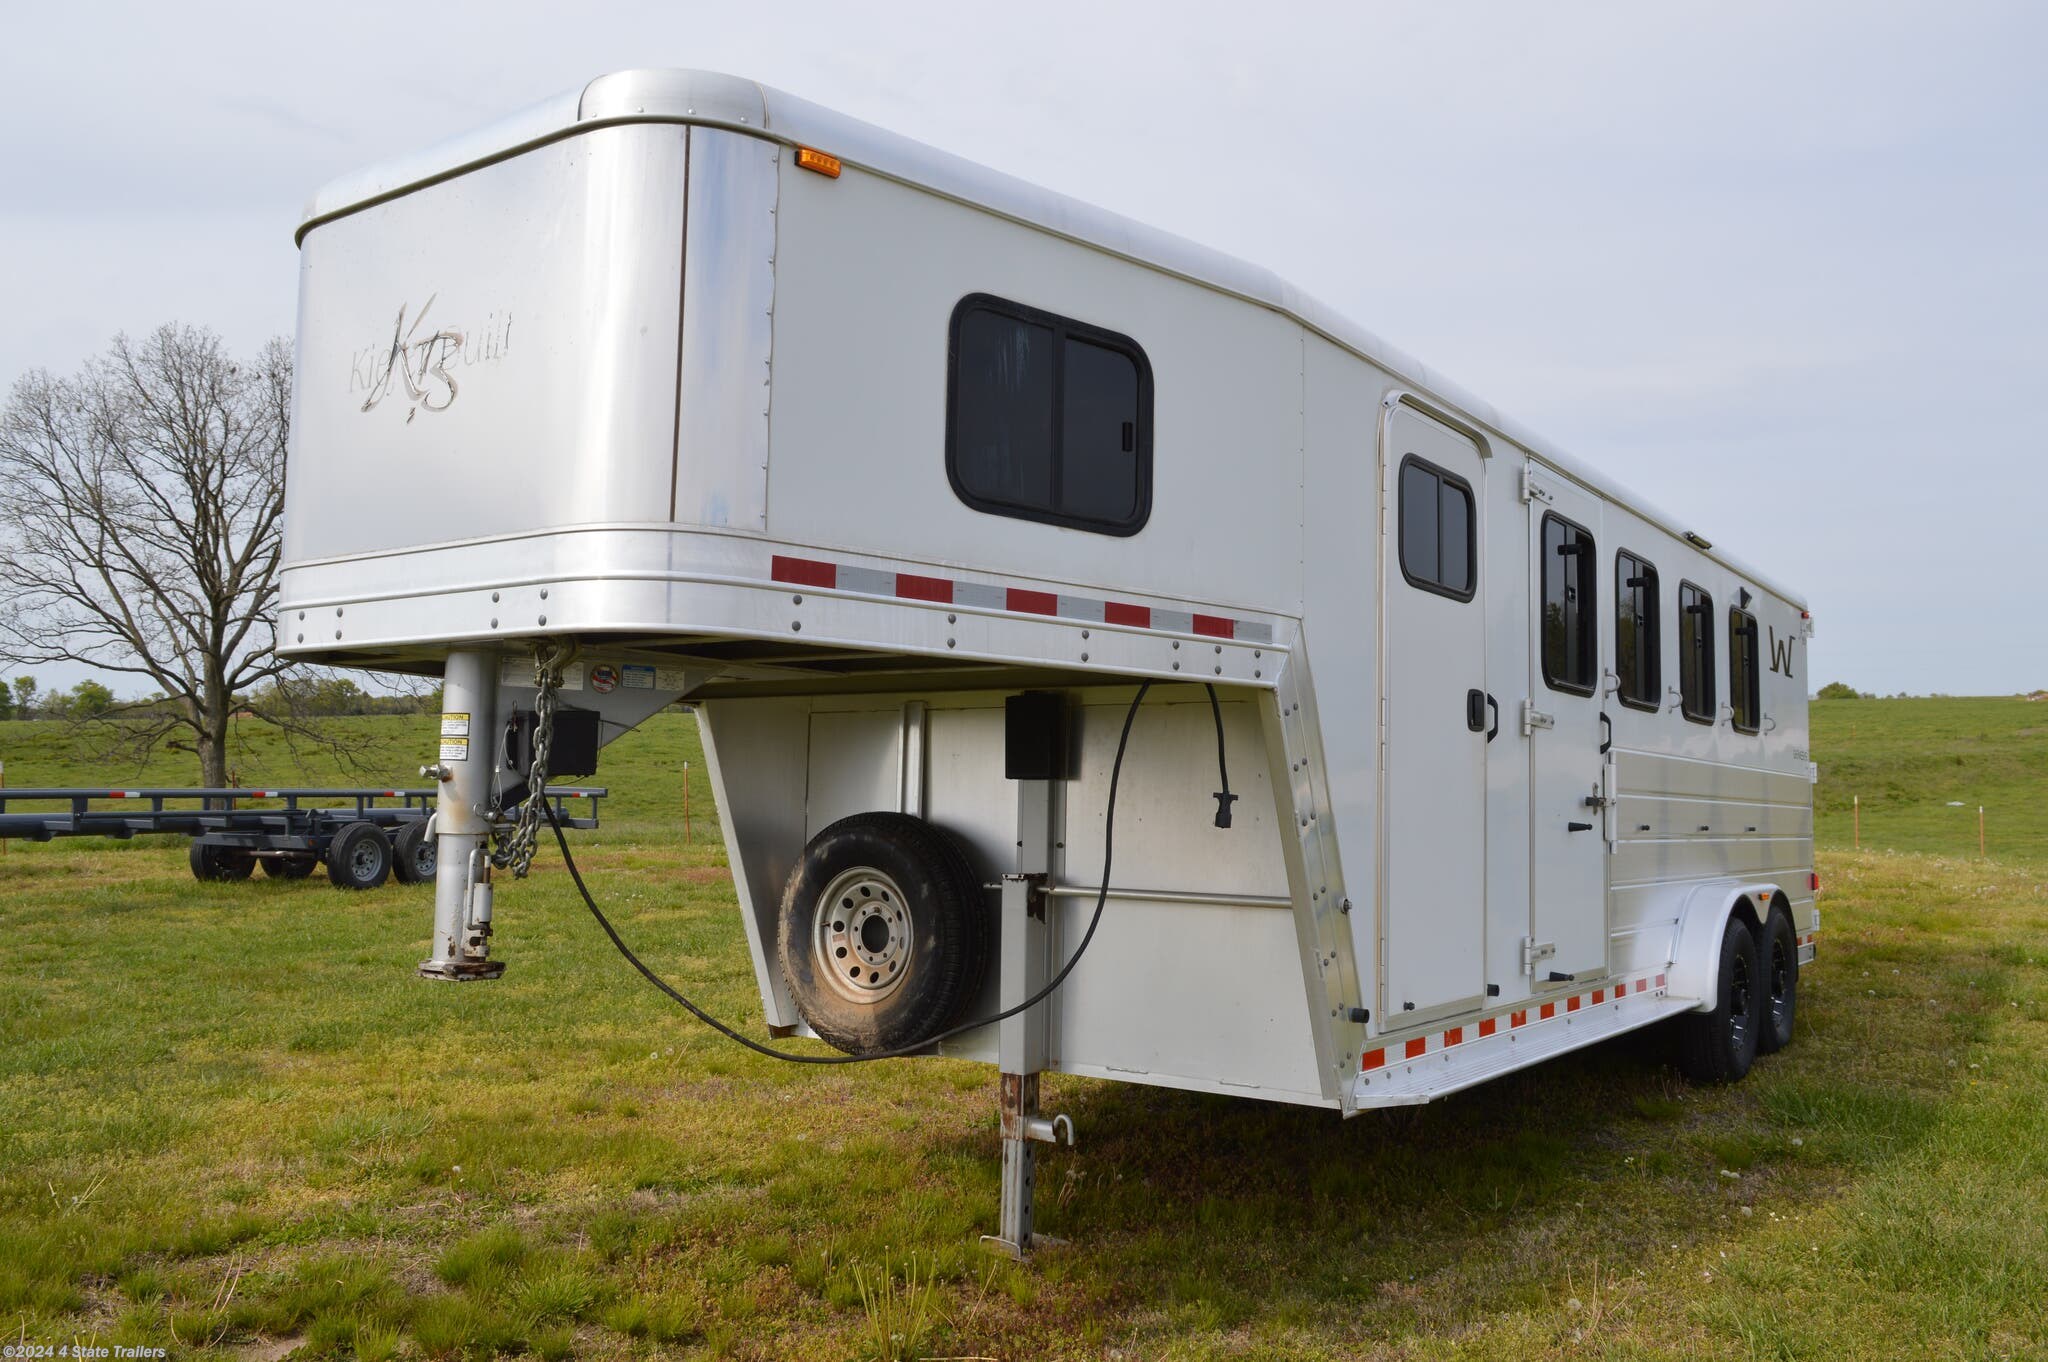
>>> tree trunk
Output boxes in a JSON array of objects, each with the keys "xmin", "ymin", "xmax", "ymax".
[{"xmin": 196, "ymin": 712, "xmax": 230, "ymax": 789}]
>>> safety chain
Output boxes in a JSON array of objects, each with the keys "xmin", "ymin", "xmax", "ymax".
[{"xmin": 490, "ymin": 640, "xmax": 570, "ymax": 878}]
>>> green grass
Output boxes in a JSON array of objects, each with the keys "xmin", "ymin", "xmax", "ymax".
[
  {"xmin": 1814, "ymin": 695, "xmax": 2048, "ymax": 867},
  {"xmin": 1, "ymin": 704, "xmax": 2045, "ymax": 1357}
]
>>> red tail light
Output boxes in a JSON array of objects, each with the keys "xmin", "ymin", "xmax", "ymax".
[{"xmin": 1810, "ymin": 872, "xmax": 1821, "ymax": 893}]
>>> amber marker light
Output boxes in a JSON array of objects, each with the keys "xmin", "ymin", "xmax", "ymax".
[{"xmin": 796, "ymin": 147, "xmax": 842, "ymax": 178}]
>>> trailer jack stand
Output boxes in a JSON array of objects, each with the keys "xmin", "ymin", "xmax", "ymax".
[
  {"xmin": 420, "ymin": 649, "xmax": 508, "ymax": 982},
  {"xmin": 981, "ymin": 1072, "xmax": 1075, "ymax": 1261}
]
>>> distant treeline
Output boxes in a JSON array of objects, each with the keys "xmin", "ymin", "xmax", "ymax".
[{"xmin": 0, "ymin": 675, "xmax": 440, "ymax": 721}]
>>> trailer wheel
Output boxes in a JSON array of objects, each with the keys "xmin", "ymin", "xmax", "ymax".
[
  {"xmin": 390, "ymin": 821, "xmax": 437, "ymax": 885},
  {"xmin": 262, "ymin": 854, "xmax": 319, "ymax": 880},
  {"xmin": 325, "ymin": 821, "xmax": 393, "ymax": 891},
  {"xmin": 776, "ymin": 812, "xmax": 990, "ymax": 1056},
  {"xmin": 188, "ymin": 841, "xmax": 255, "ymax": 882},
  {"xmin": 1757, "ymin": 910, "xmax": 1798, "ymax": 1055},
  {"xmin": 1676, "ymin": 916, "xmax": 1764, "ymax": 1083}
]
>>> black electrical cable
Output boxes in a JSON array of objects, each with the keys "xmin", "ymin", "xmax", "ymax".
[
  {"xmin": 544, "ymin": 681, "xmax": 1156, "ymax": 1064},
  {"xmin": 1202, "ymin": 683, "xmax": 1236, "ymax": 828}
]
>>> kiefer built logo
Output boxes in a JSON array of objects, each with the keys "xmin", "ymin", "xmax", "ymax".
[{"xmin": 350, "ymin": 295, "xmax": 513, "ymax": 423}]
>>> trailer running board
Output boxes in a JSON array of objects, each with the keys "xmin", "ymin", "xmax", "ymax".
[{"xmin": 1352, "ymin": 972, "xmax": 1699, "ymax": 1109}]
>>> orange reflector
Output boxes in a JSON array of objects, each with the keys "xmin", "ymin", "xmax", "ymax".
[{"xmin": 796, "ymin": 147, "xmax": 841, "ymax": 178}]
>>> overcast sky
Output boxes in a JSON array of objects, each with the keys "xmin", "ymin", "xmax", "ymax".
[{"xmin": 3, "ymin": 1, "xmax": 2042, "ymax": 697}]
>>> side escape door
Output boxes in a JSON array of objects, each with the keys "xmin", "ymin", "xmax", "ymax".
[
  {"xmin": 1380, "ymin": 407, "xmax": 1489, "ymax": 1025},
  {"xmin": 1523, "ymin": 465, "xmax": 1611, "ymax": 985}
]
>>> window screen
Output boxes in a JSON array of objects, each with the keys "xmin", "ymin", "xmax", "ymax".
[
  {"xmin": 947, "ymin": 294, "xmax": 1151, "ymax": 535},
  {"xmin": 1679, "ymin": 581, "xmax": 1715, "ymax": 723},
  {"xmin": 1615, "ymin": 551, "xmax": 1660, "ymax": 711},
  {"xmin": 1541, "ymin": 514, "xmax": 1596, "ymax": 693},
  {"xmin": 1729, "ymin": 607, "xmax": 1761, "ymax": 734},
  {"xmin": 1396, "ymin": 456, "xmax": 1475, "ymax": 600}
]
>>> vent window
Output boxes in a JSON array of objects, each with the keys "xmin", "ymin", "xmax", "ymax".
[
  {"xmin": 1615, "ymin": 551, "xmax": 1661, "ymax": 711},
  {"xmin": 1541, "ymin": 513, "xmax": 1597, "ymax": 694},
  {"xmin": 1679, "ymin": 581, "xmax": 1716, "ymax": 723}
]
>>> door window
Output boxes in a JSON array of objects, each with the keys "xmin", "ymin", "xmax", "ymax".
[{"xmin": 1397, "ymin": 455, "xmax": 1475, "ymax": 600}]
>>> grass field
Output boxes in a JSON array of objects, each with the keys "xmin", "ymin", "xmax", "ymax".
[
  {"xmin": 1812, "ymin": 696, "xmax": 2048, "ymax": 868},
  {"xmin": 1, "ymin": 702, "xmax": 2045, "ymax": 1359}
]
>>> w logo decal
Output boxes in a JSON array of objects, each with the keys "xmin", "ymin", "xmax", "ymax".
[{"xmin": 1768, "ymin": 627, "xmax": 1796, "ymax": 677}]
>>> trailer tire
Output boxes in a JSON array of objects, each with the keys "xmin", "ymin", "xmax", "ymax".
[
  {"xmin": 189, "ymin": 841, "xmax": 255, "ymax": 882},
  {"xmin": 390, "ymin": 821, "xmax": 437, "ymax": 885},
  {"xmin": 262, "ymin": 854, "xmax": 319, "ymax": 880},
  {"xmin": 325, "ymin": 821, "xmax": 393, "ymax": 891},
  {"xmin": 1676, "ymin": 916, "xmax": 1763, "ymax": 1084},
  {"xmin": 1757, "ymin": 909, "xmax": 1798, "ymax": 1055},
  {"xmin": 776, "ymin": 812, "xmax": 990, "ymax": 1056}
]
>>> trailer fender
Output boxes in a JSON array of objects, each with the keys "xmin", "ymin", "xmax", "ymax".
[{"xmin": 1667, "ymin": 883, "xmax": 1778, "ymax": 1012}]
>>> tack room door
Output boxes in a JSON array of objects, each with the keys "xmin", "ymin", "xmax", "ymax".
[{"xmin": 1381, "ymin": 408, "xmax": 1489, "ymax": 1023}]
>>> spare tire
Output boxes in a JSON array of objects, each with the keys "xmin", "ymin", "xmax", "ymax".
[{"xmin": 777, "ymin": 812, "xmax": 991, "ymax": 1055}]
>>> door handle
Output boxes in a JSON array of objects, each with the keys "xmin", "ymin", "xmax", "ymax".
[
  {"xmin": 1568, "ymin": 821, "xmax": 1594, "ymax": 832},
  {"xmin": 1486, "ymin": 693, "xmax": 1499, "ymax": 743},
  {"xmin": 1466, "ymin": 688, "xmax": 1487, "ymax": 732},
  {"xmin": 1599, "ymin": 712, "xmax": 1613, "ymax": 755}
]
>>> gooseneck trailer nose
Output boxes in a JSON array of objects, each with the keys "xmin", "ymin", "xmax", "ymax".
[{"xmin": 282, "ymin": 70, "xmax": 1816, "ymax": 1251}]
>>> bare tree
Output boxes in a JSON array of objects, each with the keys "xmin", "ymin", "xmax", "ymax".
[{"xmin": 0, "ymin": 325, "xmax": 297, "ymax": 786}]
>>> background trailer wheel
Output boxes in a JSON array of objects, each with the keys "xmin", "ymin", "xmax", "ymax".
[
  {"xmin": 325, "ymin": 821, "xmax": 393, "ymax": 891},
  {"xmin": 776, "ymin": 812, "xmax": 990, "ymax": 1056},
  {"xmin": 188, "ymin": 841, "xmax": 255, "ymax": 882},
  {"xmin": 262, "ymin": 854, "xmax": 319, "ymax": 880},
  {"xmin": 1757, "ymin": 909, "xmax": 1799, "ymax": 1055},
  {"xmin": 1676, "ymin": 915, "xmax": 1765, "ymax": 1084},
  {"xmin": 390, "ymin": 819, "xmax": 437, "ymax": 885}
]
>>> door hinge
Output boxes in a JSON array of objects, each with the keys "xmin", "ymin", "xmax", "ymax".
[
  {"xmin": 1521, "ymin": 936, "xmax": 1556, "ymax": 977},
  {"xmin": 1520, "ymin": 466, "xmax": 1554, "ymax": 505},
  {"xmin": 1521, "ymin": 700, "xmax": 1555, "ymax": 735}
]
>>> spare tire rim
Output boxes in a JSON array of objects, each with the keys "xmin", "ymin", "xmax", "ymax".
[{"xmin": 814, "ymin": 866, "xmax": 913, "ymax": 1003}]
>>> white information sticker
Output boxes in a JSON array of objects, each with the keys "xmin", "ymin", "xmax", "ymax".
[
  {"xmin": 655, "ymin": 666, "xmax": 691, "ymax": 690},
  {"xmin": 621, "ymin": 664, "xmax": 655, "ymax": 689},
  {"xmin": 440, "ymin": 712, "xmax": 470, "ymax": 738},
  {"xmin": 501, "ymin": 658, "xmax": 584, "ymax": 690},
  {"xmin": 439, "ymin": 736, "xmax": 470, "ymax": 762}
]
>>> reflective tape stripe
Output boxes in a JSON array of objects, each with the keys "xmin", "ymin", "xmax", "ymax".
[
  {"xmin": 760, "ymin": 554, "xmax": 1273, "ymax": 644},
  {"xmin": 1363, "ymin": 971, "xmax": 1675, "ymax": 1073}
]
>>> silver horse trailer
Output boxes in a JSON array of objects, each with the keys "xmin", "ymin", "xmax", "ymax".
[{"xmin": 283, "ymin": 69, "xmax": 1818, "ymax": 1252}]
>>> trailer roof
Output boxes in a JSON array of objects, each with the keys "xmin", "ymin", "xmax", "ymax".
[{"xmin": 299, "ymin": 68, "xmax": 1806, "ymax": 611}]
